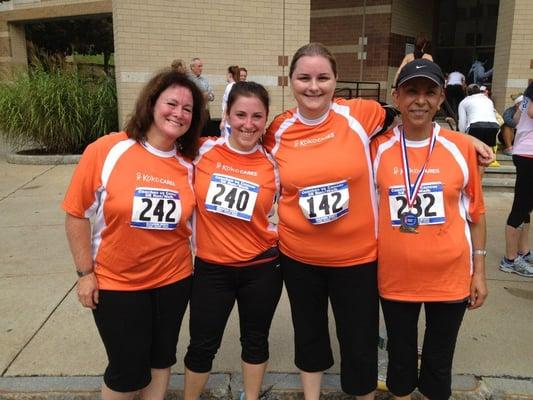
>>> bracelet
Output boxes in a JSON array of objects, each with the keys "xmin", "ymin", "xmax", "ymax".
[
  {"xmin": 473, "ymin": 249, "xmax": 487, "ymax": 256},
  {"xmin": 76, "ymin": 269, "xmax": 94, "ymax": 278}
]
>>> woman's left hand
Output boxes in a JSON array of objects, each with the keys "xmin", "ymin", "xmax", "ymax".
[{"xmin": 468, "ymin": 272, "xmax": 488, "ymax": 310}]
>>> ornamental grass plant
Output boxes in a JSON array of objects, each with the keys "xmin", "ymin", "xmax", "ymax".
[{"xmin": 0, "ymin": 63, "xmax": 118, "ymax": 154}]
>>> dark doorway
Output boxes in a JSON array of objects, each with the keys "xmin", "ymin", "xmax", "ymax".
[{"xmin": 434, "ymin": 0, "xmax": 499, "ymax": 81}]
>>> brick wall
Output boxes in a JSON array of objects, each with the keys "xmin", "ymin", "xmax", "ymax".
[
  {"xmin": 113, "ymin": 0, "xmax": 309, "ymax": 123},
  {"xmin": 310, "ymin": 0, "xmax": 392, "ymax": 102},
  {"xmin": 493, "ymin": 0, "xmax": 533, "ymax": 111}
]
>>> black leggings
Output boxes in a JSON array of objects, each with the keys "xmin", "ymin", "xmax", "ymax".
[
  {"xmin": 184, "ymin": 257, "xmax": 282, "ymax": 373},
  {"xmin": 507, "ymin": 155, "xmax": 533, "ymax": 228},
  {"xmin": 381, "ymin": 298, "xmax": 467, "ymax": 400},
  {"xmin": 281, "ymin": 253, "xmax": 379, "ymax": 396}
]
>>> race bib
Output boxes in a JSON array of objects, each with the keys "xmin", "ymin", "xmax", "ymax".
[
  {"xmin": 299, "ymin": 180, "xmax": 349, "ymax": 224},
  {"xmin": 131, "ymin": 187, "xmax": 181, "ymax": 230},
  {"xmin": 205, "ymin": 174, "xmax": 259, "ymax": 221},
  {"xmin": 388, "ymin": 182, "xmax": 445, "ymax": 226}
]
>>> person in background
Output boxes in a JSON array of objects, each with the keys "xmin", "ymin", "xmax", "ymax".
[
  {"xmin": 219, "ymin": 65, "xmax": 240, "ymax": 133},
  {"xmin": 171, "ymin": 59, "xmax": 188, "ymax": 74},
  {"xmin": 458, "ymin": 84, "xmax": 500, "ymax": 174},
  {"xmin": 373, "ymin": 58, "xmax": 487, "ymax": 400},
  {"xmin": 445, "ymin": 70, "xmax": 466, "ymax": 119},
  {"xmin": 184, "ymin": 81, "xmax": 282, "ymax": 400},
  {"xmin": 63, "ymin": 70, "xmax": 204, "ymax": 400},
  {"xmin": 500, "ymin": 82, "xmax": 533, "ymax": 277},
  {"xmin": 239, "ymin": 67, "xmax": 248, "ymax": 82},
  {"xmin": 189, "ymin": 57, "xmax": 215, "ymax": 123},
  {"xmin": 393, "ymin": 35, "xmax": 433, "ymax": 87},
  {"xmin": 499, "ymin": 94, "xmax": 523, "ymax": 156},
  {"xmin": 468, "ymin": 60, "xmax": 493, "ymax": 85}
]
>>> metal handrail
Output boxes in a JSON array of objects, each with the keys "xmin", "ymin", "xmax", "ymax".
[{"xmin": 334, "ymin": 80, "xmax": 381, "ymax": 102}]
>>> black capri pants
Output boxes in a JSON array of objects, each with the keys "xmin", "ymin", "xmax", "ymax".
[
  {"xmin": 92, "ymin": 277, "xmax": 191, "ymax": 392},
  {"xmin": 506, "ymin": 155, "xmax": 533, "ymax": 228},
  {"xmin": 184, "ymin": 256, "xmax": 283, "ymax": 373},
  {"xmin": 381, "ymin": 298, "xmax": 468, "ymax": 400},
  {"xmin": 281, "ymin": 253, "xmax": 379, "ymax": 396}
]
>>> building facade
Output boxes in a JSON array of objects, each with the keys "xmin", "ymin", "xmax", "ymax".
[{"xmin": 1, "ymin": 0, "xmax": 532, "ymax": 119}]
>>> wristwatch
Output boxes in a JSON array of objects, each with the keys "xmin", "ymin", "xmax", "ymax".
[{"xmin": 76, "ymin": 269, "xmax": 94, "ymax": 278}]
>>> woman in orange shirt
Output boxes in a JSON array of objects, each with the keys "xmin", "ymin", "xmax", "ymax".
[
  {"xmin": 63, "ymin": 70, "xmax": 205, "ymax": 400},
  {"xmin": 372, "ymin": 59, "xmax": 487, "ymax": 400},
  {"xmin": 184, "ymin": 82, "xmax": 282, "ymax": 400}
]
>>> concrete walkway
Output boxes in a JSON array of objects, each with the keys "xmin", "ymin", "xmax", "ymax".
[{"xmin": 0, "ymin": 156, "xmax": 532, "ymax": 399}]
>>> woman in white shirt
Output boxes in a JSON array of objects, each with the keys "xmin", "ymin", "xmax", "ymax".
[
  {"xmin": 458, "ymin": 84, "xmax": 500, "ymax": 147},
  {"xmin": 219, "ymin": 65, "xmax": 240, "ymax": 133}
]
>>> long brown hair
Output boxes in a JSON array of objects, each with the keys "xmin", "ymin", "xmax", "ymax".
[
  {"xmin": 124, "ymin": 69, "xmax": 205, "ymax": 159},
  {"xmin": 414, "ymin": 36, "xmax": 431, "ymax": 59},
  {"xmin": 228, "ymin": 65, "xmax": 240, "ymax": 82}
]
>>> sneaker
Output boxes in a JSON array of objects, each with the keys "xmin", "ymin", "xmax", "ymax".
[
  {"xmin": 519, "ymin": 251, "xmax": 533, "ymax": 264},
  {"xmin": 499, "ymin": 256, "xmax": 533, "ymax": 277},
  {"xmin": 503, "ymin": 147, "xmax": 513, "ymax": 156},
  {"xmin": 489, "ymin": 159, "xmax": 500, "ymax": 168}
]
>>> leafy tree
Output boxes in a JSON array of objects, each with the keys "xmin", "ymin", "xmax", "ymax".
[{"xmin": 25, "ymin": 16, "xmax": 114, "ymax": 74}]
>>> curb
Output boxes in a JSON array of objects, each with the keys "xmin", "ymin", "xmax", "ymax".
[
  {"xmin": 5, "ymin": 153, "xmax": 81, "ymax": 165},
  {"xmin": 1, "ymin": 373, "xmax": 532, "ymax": 400}
]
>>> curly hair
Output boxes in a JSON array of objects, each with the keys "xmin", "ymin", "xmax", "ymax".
[{"xmin": 123, "ymin": 69, "xmax": 205, "ymax": 159}]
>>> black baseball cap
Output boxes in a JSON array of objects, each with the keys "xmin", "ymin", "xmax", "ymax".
[{"xmin": 396, "ymin": 59, "xmax": 445, "ymax": 88}]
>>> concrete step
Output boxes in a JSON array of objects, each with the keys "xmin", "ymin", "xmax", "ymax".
[
  {"xmin": 485, "ymin": 165, "xmax": 516, "ymax": 174},
  {"xmin": 496, "ymin": 152, "xmax": 513, "ymax": 162},
  {"xmin": 482, "ymin": 176, "xmax": 516, "ymax": 192}
]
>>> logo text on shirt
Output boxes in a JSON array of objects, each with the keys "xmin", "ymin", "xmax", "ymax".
[
  {"xmin": 393, "ymin": 167, "xmax": 441, "ymax": 175},
  {"xmin": 215, "ymin": 162, "xmax": 258, "ymax": 177},
  {"xmin": 294, "ymin": 132, "xmax": 335, "ymax": 147},
  {"xmin": 136, "ymin": 172, "xmax": 176, "ymax": 187}
]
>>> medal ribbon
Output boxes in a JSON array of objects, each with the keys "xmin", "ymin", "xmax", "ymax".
[{"xmin": 400, "ymin": 124, "xmax": 438, "ymax": 210}]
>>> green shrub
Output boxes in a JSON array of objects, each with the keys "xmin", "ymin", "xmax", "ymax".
[{"xmin": 0, "ymin": 65, "xmax": 118, "ymax": 154}]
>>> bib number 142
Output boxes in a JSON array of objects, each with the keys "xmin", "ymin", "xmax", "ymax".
[{"xmin": 299, "ymin": 180, "xmax": 349, "ymax": 224}]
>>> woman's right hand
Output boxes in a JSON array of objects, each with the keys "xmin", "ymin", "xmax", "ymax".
[{"xmin": 77, "ymin": 273, "xmax": 99, "ymax": 310}]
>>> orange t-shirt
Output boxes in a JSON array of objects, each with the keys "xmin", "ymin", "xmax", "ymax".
[
  {"xmin": 371, "ymin": 125, "xmax": 485, "ymax": 301},
  {"xmin": 62, "ymin": 132, "xmax": 196, "ymax": 291},
  {"xmin": 263, "ymin": 98, "xmax": 385, "ymax": 267},
  {"xmin": 192, "ymin": 137, "xmax": 278, "ymax": 265}
]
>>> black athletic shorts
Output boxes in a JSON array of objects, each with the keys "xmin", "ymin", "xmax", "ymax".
[
  {"xmin": 92, "ymin": 277, "xmax": 191, "ymax": 392},
  {"xmin": 467, "ymin": 121, "xmax": 500, "ymax": 147}
]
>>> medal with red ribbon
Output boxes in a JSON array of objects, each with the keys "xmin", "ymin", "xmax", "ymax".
[{"xmin": 399, "ymin": 124, "xmax": 438, "ymax": 233}]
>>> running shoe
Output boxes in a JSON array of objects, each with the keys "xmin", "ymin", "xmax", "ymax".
[
  {"xmin": 502, "ymin": 147, "xmax": 513, "ymax": 156},
  {"xmin": 519, "ymin": 251, "xmax": 533, "ymax": 264},
  {"xmin": 499, "ymin": 256, "xmax": 533, "ymax": 277}
]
